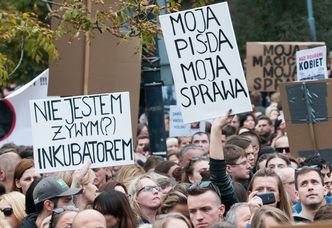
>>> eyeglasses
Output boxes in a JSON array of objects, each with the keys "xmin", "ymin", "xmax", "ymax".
[
  {"xmin": 137, "ymin": 185, "xmax": 162, "ymax": 195},
  {"xmin": 187, "ymin": 181, "xmax": 221, "ymax": 198},
  {"xmin": 0, "ymin": 208, "xmax": 13, "ymax": 217},
  {"xmin": 275, "ymin": 147, "xmax": 290, "ymax": 153},
  {"xmin": 230, "ymin": 160, "xmax": 249, "ymax": 166}
]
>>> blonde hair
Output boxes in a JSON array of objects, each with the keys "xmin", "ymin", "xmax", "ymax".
[
  {"xmin": 250, "ymin": 206, "xmax": 290, "ymax": 228},
  {"xmin": 56, "ymin": 169, "xmax": 96, "ymax": 186},
  {"xmin": 80, "ymin": 169, "xmax": 96, "ymax": 185},
  {"xmin": 128, "ymin": 175, "xmax": 157, "ymax": 219},
  {"xmin": 116, "ymin": 164, "xmax": 145, "ymax": 189},
  {"xmin": 153, "ymin": 212, "xmax": 192, "ymax": 228},
  {"xmin": 0, "ymin": 191, "xmax": 26, "ymax": 224}
]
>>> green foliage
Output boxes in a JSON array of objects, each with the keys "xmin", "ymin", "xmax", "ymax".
[
  {"xmin": 0, "ymin": 10, "xmax": 59, "ymax": 84},
  {"xmin": 51, "ymin": 0, "xmax": 182, "ymax": 55}
]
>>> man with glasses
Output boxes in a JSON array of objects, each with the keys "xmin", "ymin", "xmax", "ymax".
[
  {"xmin": 21, "ymin": 176, "xmax": 81, "ymax": 228},
  {"xmin": 224, "ymin": 144, "xmax": 251, "ymax": 186},
  {"xmin": 187, "ymin": 181, "xmax": 225, "ymax": 228},
  {"xmin": 293, "ymin": 166, "xmax": 327, "ymax": 223}
]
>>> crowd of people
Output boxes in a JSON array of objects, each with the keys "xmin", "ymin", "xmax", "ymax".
[{"xmin": 1, "ymin": 91, "xmax": 332, "ymax": 228}]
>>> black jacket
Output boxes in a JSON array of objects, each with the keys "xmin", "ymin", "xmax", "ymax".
[
  {"xmin": 21, "ymin": 212, "xmax": 38, "ymax": 228},
  {"xmin": 210, "ymin": 158, "xmax": 238, "ymax": 213}
]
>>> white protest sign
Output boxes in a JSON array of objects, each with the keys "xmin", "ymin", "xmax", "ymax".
[
  {"xmin": 159, "ymin": 2, "xmax": 252, "ymax": 123},
  {"xmin": 296, "ymin": 46, "xmax": 327, "ymax": 81},
  {"xmin": 169, "ymin": 105, "xmax": 206, "ymax": 137},
  {"xmin": 0, "ymin": 69, "xmax": 58, "ymax": 146},
  {"xmin": 29, "ymin": 92, "xmax": 134, "ymax": 173}
]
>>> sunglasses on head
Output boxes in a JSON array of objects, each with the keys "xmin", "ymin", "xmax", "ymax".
[
  {"xmin": 0, "ymin": 208, "xmax": 13, "ymax": 217},
  {"xmin": 187, "ymin": 181, "xmax": 221, "ymax": 198},
  {"xmin": 275, "ymin": 147, "xmax": 290, "ymax": 153}
]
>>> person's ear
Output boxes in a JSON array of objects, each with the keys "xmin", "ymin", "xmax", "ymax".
[
  {"xmin": 323, "ymin": 185, "xmax": 329, "ymax": 196},
  {"xmin": 218, "ymin": 203, "xmax": 225, "ymax": 217},
  {"xmin": 44, "ymin": 200, "xmax": 54, "ymax": 212},
  {"xmin": 188, "ymin": 175, "xmax": 195, "ymax": 184},
  {"xmin": 226, "ymin": 165, "xmax": 232, "ymax": 174},
  {"xmin": 295, "ymin": 190, "xmax": 299, "ymax": 199},
  {"xmin": 0, "ymin": 169, "xmax": 6, "ymax": 181},
  {"xmin": 81, "ymin": 184, "xmax": 86, "ymax": 192},
  {"xmin": 15, "ymin": 179, "xmax": 22, "ymax": 189}
]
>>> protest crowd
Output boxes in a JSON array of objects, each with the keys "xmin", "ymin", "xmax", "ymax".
[
  {"xmin": 1, "ymin": 87, "xmax": 332, "ymax": 228},
  {"xmin": 2, "ymin": 2, "xmax": 332, "ymax": 228}
]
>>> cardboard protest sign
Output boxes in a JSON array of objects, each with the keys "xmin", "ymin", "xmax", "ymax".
[
  {"xmin": 296, "ymin": 46, "xmax": 327, "ymax": 81},
  {"xmin": 48, "ymin": 0, "xmax": 141, "ymax": 144},
  {"xmin": 169, "ymin": 105, "xmax": 206, "ymax": 137},
  {"xmin": 280, "ymin": 79, "xmax": 332, "ymax": 164},
  {"xmin": 29, "ymin": 92, "xmax": 134, "ymax": 173},
  {"xmin": 246, "ymin": 42, "xmax": 325, "ymax": 92},
  {"xmin": 159, "ymin": 2, "xmax": 252, "ymax": 123},
  {"xmin": 0, "ymin": 69, "xmax": 58, "ymax": 146}
]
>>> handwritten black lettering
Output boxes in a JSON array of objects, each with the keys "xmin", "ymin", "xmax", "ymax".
[
  {"xmin": 51, "ymin": 126, "xmax": 66, "ymax": 141},
  {"xmin": 36, "ymin": 139, "xmax": 133, "ymax": 170}
]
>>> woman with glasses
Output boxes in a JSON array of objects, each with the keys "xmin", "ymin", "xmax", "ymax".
[
  {"xmin": 0, "ymin": 191, "xmax": 26, "ymax": 228},
  {"xmin": 182, "ymin": 157, "xmax": 209, "ymax": 184},
  {"xmin": 128, "ymin": 175, "xmax": 162, "ymax": 225},
  {"xmin": 93, "ymin": 190, "xmax": 136, "ymax": 228}
]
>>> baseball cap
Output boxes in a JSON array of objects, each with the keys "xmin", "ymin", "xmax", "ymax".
[{"xmin": 33, "ymin": 176, "xmax": 81, "ymax": 205}]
